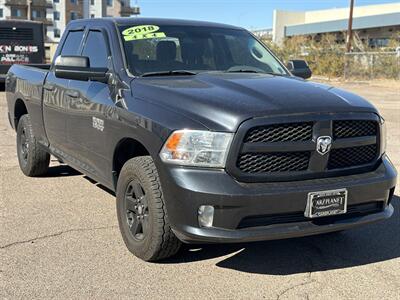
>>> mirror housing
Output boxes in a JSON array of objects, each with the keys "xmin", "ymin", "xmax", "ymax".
[
  {"xmin": 54, "ymin": 55, "xmax": 109, "ymax": 82},
  {"xmin": 287, "ymin": 59, "xmax": 312, "ymax": 79}
]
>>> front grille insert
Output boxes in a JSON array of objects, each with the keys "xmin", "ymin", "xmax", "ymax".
[
  {"xmin": 245, "ymin": 122, "xmax": 313, "ymax": 143},
  {"xmin": 328, "ymin": 144, "xmax": 377, "ymax": 169},
  {"xmin": 333, "ymin": 120, "xmax": 377, "ymax": 139},
  {"xmin": 237, "ymin": 202, "xmax": 384, "ymax": 229},
  {"xmin": 232, "ymin": 117, "xmax": 380, "ymax": 181},
  {"xmin": 238, "ymin": 152, "xmax": 310, "ymax": 173}
]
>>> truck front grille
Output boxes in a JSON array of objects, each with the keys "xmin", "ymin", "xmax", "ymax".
[
  {"xmin": 228, "ymin": 114, "xmax": 380, "ymax": 182},
  {"xmin": 333, "ymin": 120, "xmax": 377, "ymax": 139},
  {"xmin": 238, "ymin": 152, "xmax": 310, "ymax": 173},
  {"xmin": 245, "ymin": 122, "xmax": 313, "ymax": 143},
  {"xmin": 328, "ymin": 144, "xmax": 377, "ymax": 169}
]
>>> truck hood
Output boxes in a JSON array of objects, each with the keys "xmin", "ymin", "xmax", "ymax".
[{"xmin": 131, "ymin": 73, "xmax": 378, "ymax": 132}]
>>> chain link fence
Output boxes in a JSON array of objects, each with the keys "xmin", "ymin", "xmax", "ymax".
[
  {"xmin": 344, "ymin": 51, "xmax": 400, "ymax": 80},
  {"xmin": 262, "ymin": 34, "xmax": 400, "ymax": 80}
]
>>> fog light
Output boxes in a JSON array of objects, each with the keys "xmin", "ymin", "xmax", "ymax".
[{"xmin": 198, "ymin": 205, "xmax": 214, "ymax": 228}]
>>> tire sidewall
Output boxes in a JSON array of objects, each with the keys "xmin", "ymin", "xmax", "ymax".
[
  {"xmin": 16, "ymin": 116, "xmax": 32, "ymax": 174},
  {"xmin": 116, "ymin": 158, "xmax": 161, "ymax": 260}
]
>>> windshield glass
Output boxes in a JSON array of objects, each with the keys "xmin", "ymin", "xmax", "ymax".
[{"xmin": 118, "ymin": 24, "xmax": 288, "ymax": 76}]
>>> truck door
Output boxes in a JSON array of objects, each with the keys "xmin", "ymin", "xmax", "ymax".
[
  {"xmin": 43, "ymin": 29, "xmax": 85, "ymax": 156},
  {"xmin": 63, "ymin": 29, "xmax": 115, "ymax": 182}
]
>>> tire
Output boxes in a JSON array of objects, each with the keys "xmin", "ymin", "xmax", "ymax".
[
  {"xmin": 116, "ymin": 156, "xmax": 181, "ymax": 261},
  {"xmin": 16, "ymin": 115, "xmax": 50, "ymax": 177}
]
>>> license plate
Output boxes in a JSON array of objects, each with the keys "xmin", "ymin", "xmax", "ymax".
[{"xmin": 305, "ymin": 188, "xmax": 348, "ymax": 218}]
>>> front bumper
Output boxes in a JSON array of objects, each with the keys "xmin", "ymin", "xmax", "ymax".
[{"xmin": 157, "ymin": 155, "xmax": 397, "ymax": 244}]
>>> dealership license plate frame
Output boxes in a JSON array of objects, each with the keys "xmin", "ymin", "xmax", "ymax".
[{"xmin": 305, "ymin": 188, "xmax": 348, "ymax": 218}]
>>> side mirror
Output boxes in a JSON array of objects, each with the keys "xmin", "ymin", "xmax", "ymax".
[
  {"xmin": 54, "ymin": 55, "xmax": 108, "ymax": 82},
  {"xmin": 287, "ymin": 59, "xmax": 312, "ymax": 79}
]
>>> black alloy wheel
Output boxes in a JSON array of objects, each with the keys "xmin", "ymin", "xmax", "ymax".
[{"xmin": 125, "ymin": 180, "xmax": 149, "ymax": 241}]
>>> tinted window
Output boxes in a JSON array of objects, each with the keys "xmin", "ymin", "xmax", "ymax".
[
  {"xmin": 119, "ymin": 25, "xmax": 287, "ymax": 76},
  {"xmin": 61, "ymin": 30, "xmax": 83, "ymax": 55},
  {"xmin": 11, "ymin": 8, "xmax": 22, "ymax": 17},
  {"xmin": 82, "ymin": 31, "xmax": 108, "ymax": 68}
]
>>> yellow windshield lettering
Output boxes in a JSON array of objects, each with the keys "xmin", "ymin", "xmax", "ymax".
[
  {"xmin": 123, "ymin": 31, "xmax": 166, "ymax": 41},
  {"xmin": 122, "ymin": 25, "xmax": 167, "ymax": 41}
]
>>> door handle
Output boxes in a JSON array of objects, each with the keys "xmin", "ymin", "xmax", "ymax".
[
  {"xmin": 66, "ymin": 90, "xmax": 80, "ymax": 98},
  {"xmin": 43, "ymin": 83, "xmax": 54, "ymax": 91}
]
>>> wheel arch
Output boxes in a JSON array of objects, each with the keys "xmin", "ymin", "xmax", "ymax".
[
  {"xmin": 112, "ymin": 137, "xmax": 151, "ymax": 189},
  {"xmin": 14, "ymin": 98, "xmax": 28, "ymax": 130}
]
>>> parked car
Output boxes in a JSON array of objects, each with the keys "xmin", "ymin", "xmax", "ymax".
[
  {"xmin": 0, "ymin": 20, "xmax": 45, "ymax": 84},
  {"xmin": 5, "ymin": 18, "xmax": 397, "ymax": 261}
]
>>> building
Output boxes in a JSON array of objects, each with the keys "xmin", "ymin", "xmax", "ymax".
[
  {"xmin": 53, "ymin": 0, "xmax": 140, "ymax": 42},
  {"xmin": 0, "ymin": 0, "xmax": 140, "ymax": 43},
  {"xmin": 0, "ymin": 0, "xmax": 54, "ymax": 38},
  {"xmin": 268, "ymin": 2, "xmax": 400, "ymax": 46},
  {"xmin": 0, "ymin": 0, "xmax": 139, "ymax": 61}
]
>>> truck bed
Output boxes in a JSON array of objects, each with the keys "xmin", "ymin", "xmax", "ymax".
[{"xmin": 5, "ymin": 64, "xmax": 50, "ymax": 138}]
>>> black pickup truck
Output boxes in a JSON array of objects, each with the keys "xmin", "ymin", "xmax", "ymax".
[{"xmin": 6, "ymin": 18, "xmax": 397, "ymax": 261}]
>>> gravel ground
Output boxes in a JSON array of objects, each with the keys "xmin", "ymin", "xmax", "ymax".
[{"xmin": 1, "ymin": 81, "xmax": 399, "ymax": 299}]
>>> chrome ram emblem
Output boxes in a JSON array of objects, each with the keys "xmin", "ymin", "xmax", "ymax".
[{"xmin": 316, "ymin": 136, "xmax": 332, "ymax": 155}]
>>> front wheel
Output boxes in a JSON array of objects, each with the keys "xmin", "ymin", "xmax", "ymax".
[
  {"xmin": 116, "ymin": 156, "xmax": 181, "ymax": 261},
  {"xmin": 16, "ymin": 115, "xmax": 50, "ymax": 177}
]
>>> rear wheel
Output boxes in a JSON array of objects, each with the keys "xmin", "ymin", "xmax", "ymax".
[
  {"xmin": 16, "ymin": 115, "xmax": 50, "ymax": 177},
  {"xmin": 116, "ymin": 156, "xmax": 181, "ymax": 261}
]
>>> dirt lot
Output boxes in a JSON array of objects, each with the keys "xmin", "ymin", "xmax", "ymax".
[{"xmin": 1, "ymin": 81, "xmax": 399, "ymax": 299}]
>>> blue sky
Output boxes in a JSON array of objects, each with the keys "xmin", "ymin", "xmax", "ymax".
[{"xmin": 134, "ymin": 0, "xmax": 399, "ymax": 29}]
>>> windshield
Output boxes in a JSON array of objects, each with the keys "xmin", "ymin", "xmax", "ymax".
[{"xmin": 118, "ymin": 24, "xmax": 288, "ymax": 76}]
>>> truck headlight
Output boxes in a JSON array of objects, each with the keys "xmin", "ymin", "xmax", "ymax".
[
  {"xmin": 159, "ymin": 130, "xmax": 234, "ymax": 168},
  {"xmin": 380, "ymin": 116, "xmax": 386, "ymax": 155}
]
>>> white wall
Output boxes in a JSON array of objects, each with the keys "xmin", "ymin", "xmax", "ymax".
[
  {"xmin": 0, "ymin": 0, "xmax": 11, "ymax": 19},
  {"xmin": 90, "ymin": 0, "xmax": 105, "ymax": 18},
  {"xmin": 48, "ymin": 0, "xmax": 65, "ymax": 42},
  {"xmin": 272, "ymin": 2, "xmax": 400, "ymax": 44},
  {"xmin": 304, "ymin": 3, "xmax": 400, "ymax": 23},
  {"xmin": 273, "ymin": 10, "xmax": 305, "ymax": 44}
]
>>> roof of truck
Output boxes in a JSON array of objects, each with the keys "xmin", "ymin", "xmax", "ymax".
[{"xmin": 70, "ymin": 17, "xmax": 243, "ymax": 30}]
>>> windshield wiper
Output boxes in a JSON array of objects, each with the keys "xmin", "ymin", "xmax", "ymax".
[{"xmin": 141, "ymin": 70, "xmax": 197, "ymax": 77}]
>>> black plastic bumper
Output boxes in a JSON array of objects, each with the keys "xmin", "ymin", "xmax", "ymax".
[
  {"xmin": 173, "ymin": 205, "xmax": 393, "ymax": 243},
  {"xmin": 157, "ymin": 155, "xmax": 397, "ymax": 244}
]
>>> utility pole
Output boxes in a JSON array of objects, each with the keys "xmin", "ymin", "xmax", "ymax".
[{"xmin": 346, "ymin": 0, "xmax": 355, "ymax": 53}]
